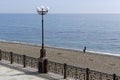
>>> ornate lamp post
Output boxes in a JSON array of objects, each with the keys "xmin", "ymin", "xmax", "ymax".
[
  {"xmin": 37, "ymin": 6, "xmax": 48, "ymax": 58},
  {"xmin": 37, "ymin": 6, "xmax": 49, "ymax": 73}
]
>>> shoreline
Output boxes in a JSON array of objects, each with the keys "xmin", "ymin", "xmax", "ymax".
[{"xmin": 0, "ymin": 40, "xmax": 120, "ymax": 57}]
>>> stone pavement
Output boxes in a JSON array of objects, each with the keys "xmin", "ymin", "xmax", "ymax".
[{"xmin": 0, "ymin": 61, "xmax": 65, "ymax": 80}]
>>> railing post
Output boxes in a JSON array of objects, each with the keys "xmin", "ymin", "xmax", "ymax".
[
  {"xmin": 0, "ymin": 49, "xmax": 2, "ymax": 60},
  {"xmin": 23, "ymin": 55, "xmax": 26, "ymax": 68},
  {"xmin": 86, "ymin": 68, "xmax": 89, "ymax": 80},
  {"xmin": 10, "ymin": 52, "xmax": 13, "ymax": 64},
  {"xmin": 113, "ymin": 74, "xmax": 116, "ymax": 80},
  {"xmin": 44, "ymin": 59, "xmax": 48, "ymax": 73},
  {"xmin": 64, "ymin": 63, "xmax": 67, "ymax": 79}
]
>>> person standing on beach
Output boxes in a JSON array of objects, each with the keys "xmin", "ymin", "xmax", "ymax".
[{"xmin": 83, "ymin": 46, "xmax": 86, "ymax": 53}]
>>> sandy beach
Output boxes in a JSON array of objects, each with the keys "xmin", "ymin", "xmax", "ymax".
[{"xmin": 0, "ymin": 41, "xmax": 120, "ymax": 75}]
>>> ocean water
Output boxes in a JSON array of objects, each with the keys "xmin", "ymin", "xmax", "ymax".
[{"xmin": 0, "ymin": 14, "xmax": 120, "ymax": 54}]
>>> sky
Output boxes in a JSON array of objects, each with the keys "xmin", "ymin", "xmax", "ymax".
[{"xmin": 0, "ymin": 0, "xmax": 120, "ymax": 14}]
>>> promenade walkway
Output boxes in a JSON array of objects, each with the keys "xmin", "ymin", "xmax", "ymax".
[{"xmin": 0, "ymin": 61, "xmax": 64, "ymax": 80}]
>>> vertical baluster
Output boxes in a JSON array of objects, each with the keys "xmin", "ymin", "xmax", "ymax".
[
  {"xmin": 10, "ymin": 52, "xmax": 13, "ymax": 64},
  {"xmin": 16, "ymin": 54, "xmax": 19, "ymax": 64},
  {"xmin": 18, "ymin": 55, "xmax": 20, "ymax": 64},
  {"xmin": 5, "ymin": 52, "xmax": 6, "ymax": 60},
  {"xmin": 86, "ymin": 68, "xmax": 89, "ymax": 80},
  {"xmin": 113, "ymin": 74, "xmax": 116, "ymax": 80},
  {"xmin": 30, "ymin": 58, "xmax": 32, "ymax": 67},
  {"xmin": 44, "ymin": 59, "xmax": 48, "ymax": 73},
  {"xmin": 99, "ymin": 72, "xmax": 102, "ymax": 80},
  {"xmin": 23, "ymin": 55, "xmax": 26, "ymax": 68},
  {"xmin": 20, "ymin": 55, "xmax": 23, "ymax": 64},
  {"xmin": 54, "ymin": 63, "xmax": 57, "ymax": 73},
  {"xmin": 0, "ymin": 49, "xmax": 2, "ymax": 60},
  {"xmin": 64, "ymin": 63, "xmax": 67, "ymax": 79},
  {"xmin": 75, "ymin": 68, "xmax": 78, "ymax": 79}
]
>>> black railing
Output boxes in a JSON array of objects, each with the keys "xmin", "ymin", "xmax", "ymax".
[
  {"xmin": 0, "ymin": 49, "xmax": 120, "ymax": 80},
  {"xmin": 13, "ymin": 53, "xmax": 23, "ymax": 65},
  {"xmin": 48, "ymin": 61, "xmax": 120, "ymax": 80},
  {"xmin": 0, "ymin": 49, "xmax": 38, "ymax": 69},
  {"xmin": 1, "ymin": 50, "xmax": 10, "ymax": 61},
  {"xmin": 48, "ymin": 61, "xmax": 64, "ymax": 75},
  {"xmin": 25, "ymin": 56, "xmax": 38, "ymax": 68}
]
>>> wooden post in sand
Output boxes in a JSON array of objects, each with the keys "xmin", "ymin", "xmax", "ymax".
[
  {"xmin": 10, "ymin": 52, "xmax": 13, "ymax": 64},
  {"xmin": 0, "ymin": 49, "xmax": 2, "ymax": 60}
]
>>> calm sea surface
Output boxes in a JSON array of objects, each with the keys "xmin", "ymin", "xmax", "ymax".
[{"xmin": 0, "ymin": 14, "xmax": 120, "ymax": 54}]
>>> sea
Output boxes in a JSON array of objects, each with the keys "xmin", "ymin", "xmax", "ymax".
[{"xmin": 0, "ymin": 14, "xmax": 120, "ymax": 55}]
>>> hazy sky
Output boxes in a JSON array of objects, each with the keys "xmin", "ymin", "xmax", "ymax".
[{"xmin": 0, "ymin": 0, "xmax": 120, "ymax": 14}]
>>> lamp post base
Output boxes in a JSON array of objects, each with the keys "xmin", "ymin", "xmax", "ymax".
[
  {"xmin": 38, "ymin": 57, "xmax": 48, "ymax": 73},
  {"xmin": 38, "ymin": 48, "xmax": 47, "ymax": 73}
]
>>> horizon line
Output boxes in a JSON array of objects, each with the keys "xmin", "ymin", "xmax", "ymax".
[{"xmin": 1, "ymin": 13, "xmax": 120, "ymax": 15}]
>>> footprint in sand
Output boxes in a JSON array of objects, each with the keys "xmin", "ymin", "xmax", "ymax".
[
  {"xmin": 109, "ymin": 63, "xmax": 116, "ymax": 66},
  {"xmin": 88, "ymin": 58, "xmax": 94, "ymax": 61},
  {"xmin": 57, "ymin": 53, "xmax": 62, "ymax": 55}
]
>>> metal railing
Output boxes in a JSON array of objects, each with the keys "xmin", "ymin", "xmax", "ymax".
[
  {"xmin": 0, "ymin": 49, "xmax": 39, "ymax": 69},
  {"xmin": 48, "ymin": 61, "xmax": 120, "ymax": 80},
  {"xmin": 0, "ymin": 49, "xmax": 120, "ymax": 80}
]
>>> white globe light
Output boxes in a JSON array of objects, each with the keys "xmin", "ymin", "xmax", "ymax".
[
  {"xmin": 36, "ymin": 7, "xmax": 40, "ymax": 11},
  {"xmin": 41, "ymin": 5, "xmax": 45, "ymax": 9},
  {"xmin": 36, "ymin": 5, "xmax": 49, "ymax": 15},
  {"xmin": 46, "ymin": 7, "xmax": 49, "ymax": 10}
]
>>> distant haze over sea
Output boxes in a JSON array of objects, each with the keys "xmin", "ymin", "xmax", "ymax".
[{"xmin": 0, "ymin": 14, "xmax": 120, "ymax": 54}]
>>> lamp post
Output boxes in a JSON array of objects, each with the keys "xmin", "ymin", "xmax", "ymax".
[
  {"xmin": 37, "ymin": 6, "xmax": 49, "ymax": 73},
  {"xmin": 37, "ymin": 6, "xmax": 48, "ymax": 58}
]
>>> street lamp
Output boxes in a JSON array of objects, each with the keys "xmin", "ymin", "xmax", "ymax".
[{"xmin": 37, "ymin": 6, "xmax": 48, "ymax": 58}]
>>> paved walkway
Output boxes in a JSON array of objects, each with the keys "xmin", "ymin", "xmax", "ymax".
[{"xmin": 0, "ymin": 61, "xmax": 64, "ymax": 80}]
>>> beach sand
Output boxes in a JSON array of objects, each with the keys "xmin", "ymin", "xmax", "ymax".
[{"xmin": 0, "ymin": 41, "xmax": 120, "ymax": 75}]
